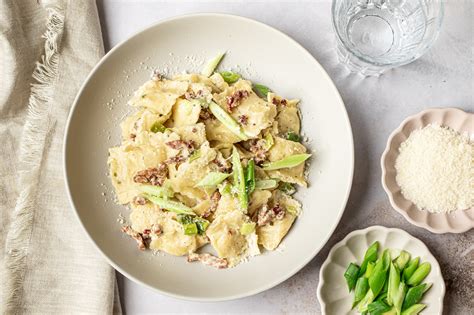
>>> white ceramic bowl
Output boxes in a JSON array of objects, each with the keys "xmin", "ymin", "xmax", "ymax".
[
  {"xmin": 381, "ymin": 108, "xmax": 474, "ymax": 234},
  {"xmin": 317, "ymin": 226, "xmax": 445, "ymax": 315},
  {"xmin": 64, "ymin": 14, "xmax": 354, "ymax": 301}
]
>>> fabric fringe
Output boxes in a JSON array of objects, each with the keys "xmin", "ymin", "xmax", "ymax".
[{"xmin": 1, "ymin": 6, "xmax": 65, "ymax": 314}]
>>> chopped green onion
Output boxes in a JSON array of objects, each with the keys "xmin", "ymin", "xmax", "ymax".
[
  {"xmin": 220, "ymin": 71, "xmax": 241, "ymax": 83},
  {"xmin": 255, "ymin": 179, "xmax": 279, "ymax": 190},
  {"xmin": 150, "ymin": 122, "xmax": 166, "ymax": 133},
  {"xmin": 183, "ymin": 223, "xmax": 198, "ymax": 235},
  {"xmin": 138, "ymin": 185, "xmax": 173, "ymax": 198},
  {"xmin": 403, "ymin": 257, "xmax": 420, "ymax": 282},
  {"xmin": 201, "ymin": 52, "xmax": 225, "ymax": 77},
  {"xmin": 286, "ymin": 205, "xmax": 299, "ymax": 216},
  {"xmin": 195, "ymin": 218, "xmax": 210, "ymax": 234},
  {"xmin": 402, "ymin": 283, "xmax": 431, "ymax": 311},
  {"xmin": 196, "ymin": 172, "xmax": 231, "ymax": 187},
  {"xmin": 357, "ymin": 289, "xmax": 375, "ymax": 313},
  {"xmin": 359, "ymin": 241, "xmax": 380, "ymax": 277},
  {"xmin": 145, "ymin": 194, "xmax": 195, "ymax": 215},
  {"xmin": 286, "ymin": 131, "xmax": 300, "ymax": 142},
  {"xmin": 279, "ymin": 182, "xmax": 296, "ymax": 195},
  {"xmin": 263, "ymin": 132, "xmax": 274, "ymax": 150},
  {"xmin": 369, "ymin": 249, "xmax": 390, "ymax": 297},
  {"xmin": 209, "ymin": 101, "xmax": 248, "ymax": 140},
  {"xmin": 387, "ymin": 263, "xmax": 400, "ymax": 306},
  {"xmin": 262, "ymin": 153, "xmax": 311, "ymax": 171},
  {"xmin": 189, "ymin": 149, "xmax": 201, "ymax": 162},
  {"xmin": 253, "ymin": 83, "xmax": 271, "ymax": 98},
  {"xmin": 393, "ymin": 282, "xmax": 407, "ymax": 315},
  {"xmin": 367, "ymin": 300, "xmax": 391, "ymax": 315},
  {"xmin": 406, "ymin": 262, "xmax": 431, "ymax": 286},
  {"xmin": 400, "ymin": 304, "xmax": 426, "ymax": 315},
  {"xmin": 245, "ymin": 159, "xmax": 256, "ymax": 194},
  {"xmin": 177, "ymin": 214, "xmax": 193, "ymax": 224},
  {"xmin": 394, "ymin": 250, "xmax": 411, "ymax": 271},
  {"xmin": 232, "ymin": 147, "xmax": 248, "ymax": 211},
  {"xmin": 240, "ymin": 222, "xmax": 256, "ymax": 235},
  {"xmin": 353, "ymin": 277, "xmax": 369, "ymax": 308},
  {"xmin": 344, "ymin": 263, "xmax": 360, "ymax": 292}
]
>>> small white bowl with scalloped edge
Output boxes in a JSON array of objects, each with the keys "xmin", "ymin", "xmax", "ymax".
[{"xmin": 317, "ymin": 226, "xmax": 445, "ymax": 315}]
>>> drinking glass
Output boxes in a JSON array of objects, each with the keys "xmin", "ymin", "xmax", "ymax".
[{"xmin": 332, "ymin": 0, "xmax": 444, "ymax": 76}]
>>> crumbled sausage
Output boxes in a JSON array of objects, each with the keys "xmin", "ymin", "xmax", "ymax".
[
  {"xmin": 199, "ymin": 108, "xmax": 212, "ymax": 120},
  {"xmin": 272, "ymin": 97, "xmax": 287, "ymax": 106},
  {"xmin": 133, "ymin": 163, "xmax": 168, "ymax": 186},
  {"xmin": 184, "ymin": 90, "xmax": 204, "ymax": 100},
  {"xmin": 165, "ymin": 155, "xmax": 186, "ymax": 164},
  {"xmin": 187, "ymin": 253, "xmax": 228, "ymax": 269},
  {"xmin": 130, "ymin": 133, "xmax": 136, "ymax": 141},
  {"xmin": 226, "ymin": 90, "xmax": 249, "ymax": 112},
  {"xmin": 121, "ymin": 226, "xmax": 146, "ymax": 251},
  {"xmin": 213, "ymin": 157, "xmax": 232, "ymax": 173},
  {"xmin": 248, "ymin": 139, "xmax": 267, "ymax": 165}
]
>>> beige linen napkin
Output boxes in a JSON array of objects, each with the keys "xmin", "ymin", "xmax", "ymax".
[{"xmin": 0, "ymin": 0, "xmax": 120, "ymax": 313}]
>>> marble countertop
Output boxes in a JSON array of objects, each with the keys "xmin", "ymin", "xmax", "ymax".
[{"xmin": 96, "ymin": 1, "xmax": 473, "ymax": 314}]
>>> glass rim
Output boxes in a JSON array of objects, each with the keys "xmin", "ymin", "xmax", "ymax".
[{"xmin": 330, "ymin": 0, "xmax": 445, "ymax": 68}]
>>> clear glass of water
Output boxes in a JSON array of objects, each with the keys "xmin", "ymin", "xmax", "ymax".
[{"xmin": 332, "ymin": 0, "xmax": 444, "ymax": 76}]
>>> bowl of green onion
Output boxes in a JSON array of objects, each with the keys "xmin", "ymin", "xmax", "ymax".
[{"xmin": 317, "ymin": 226, "xmax": 445, "ymax": 315}]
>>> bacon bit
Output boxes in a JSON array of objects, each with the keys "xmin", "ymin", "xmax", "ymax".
[
  {"xmin": 185, "ymin": 90, "xmax": 204, "ymax": 100},
  {"xmin": 257, "ymin": 204, "xmax": 286, "ymax": 226},
  {"xmin": 203, "ymin": 191, "xmax": 221, "ymax": 218},
  {"xmin": 238, "ymin": 115, "xmax": 248, "ymax": 125},
  {"xmin": 213, "ymin": 157, "xmax": 232, "ymax": 173},
  {"xmin": 151, "ymin": 70, "xmax": 163, "ymax": 81},
  {"xmin": 199, "ymin": 108, "xmax": 212, "ymax": 120},
  {"xmin": 226, "ymin": 90, "xmax": 249, "ymax": 112},
  {"xmin": 187, "ymin": 253, "xmax": 228, "ymax": 269},
  {"xmin": 133, "ymin": 163, "xmax": 168, "ymax": 186},
  {"xmin": 249, "ymin": 139, "xmax": 267, "ymax": 165},
  {"xmin": 165, "ymin": 155, "xmax": 186, "ymax": 164},
  {"xmin": 272, "ymin": 97, "xmax": 288, "ymax": 106},
  {"xmin": 165, "ymin": 140, "xmax": 195, "ymax": 151},
  {"xmin": 133, "ymin": 195, "xmax": 147, "ymax": 205},
  {"xmin": 121, "ymin": 226, "xmax": 146, "ymax": 251}
]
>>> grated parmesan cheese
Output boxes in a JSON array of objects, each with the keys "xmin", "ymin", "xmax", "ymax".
[{"xmin": 395, "ymin": 124, "xmax": 473, "ymax": 213}]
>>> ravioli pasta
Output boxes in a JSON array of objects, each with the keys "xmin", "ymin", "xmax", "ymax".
[{"xmin": 108, "ymin": 62, "xmax": 312, "ymax": 269}]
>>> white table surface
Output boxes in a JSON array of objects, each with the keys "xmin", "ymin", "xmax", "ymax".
[{"xmin": 96, "ymin": 1, "xmax": 473, "ymax": 314}]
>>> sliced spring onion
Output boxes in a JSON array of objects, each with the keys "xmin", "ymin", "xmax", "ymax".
[
  {"xmin": 150, "ymin": 122, "xmax": 166, "ymax": 133},
  {"xmin": 245, "ymin": 159, "xmax": 255, "ymax": 194},
  {"xmin": 138, "ymin": 185, "xmax": 173, "ymax": 198},
  {"xmin": 353, "ymin": 277, "xmax": 369, "ymax": 309},
  {"xmin": 402, "ymin": 283, "xmax": 431, "ymax": 311},
  {"xmin": 393, "ymin": 282, "xmax": 407, "ymax": 315},
  {"xmin": 240, "ymin": 222, "xmax": 256, "ymax": 235},
  {"xmin": 403, "ymin": 257, "xmax": 420, "ymax": 282},
  {"xmin": 406, "ymin": 262, "xmax": 431, "ymax": 286},
  {"xmin": 262, "ymin": 153, "xmax": 311, "ymax": 171},
  {"xmin": 145, "ymin": 194, "xmax": 195, "ymax": 215},
  {"xmin": 196, "ymin": 172, "xmax": 231, "ymax": 187},
  {"xmin": 368, "ymin": 249, "xmax": 390, "ymax": 297},
  {"xmin": 394, "ymin": 250, "xmax": 411, "ymax": 271},
  {"xmin": 209, "ymin": 101, "xmax": 248, "ymax": 140},
  {"xmin": 286, "ymin": 205, "xmax": 300, "ymax": 216},
  {"xmin": 344, "ymin": 263, "xmax": 360, "ymax": 292},
  {"xmin": 367, "ymin": 300, "xmax": 391, "ymax": 315},
  {"xmin": 357, "ymin": 289, "xmax": 375, "ymax": 313},
  {"xmin": 255, "ymin": 179, "xmax": 279, "ymax": 190},
  {"xmin": 279, "ymin": 182, "xmax": 296, "ymax": 195},
  {"xmin": 387, "ymin": 262, "xmax": 400, "ymax": 306},
  {"xmin": 183, "ymin": 223, "xmax": 198, "ymax": 235},
  {"xmin": 188, "ymin": 149, "xmax": 201, "ymax": 162},
  {"xmin": 286, "ymin": 131, "xmax": 300, "ymax": 142},
  {"xmin": 358, "ymin": 241, "xmax": 380, "ymax": 277},
  {"xmin": 401, "ymin": 304, "xmax": 426, "ymax": 315},
  {"xmin": 195, "ymin": 219, "xmax": 210, "ymax": 234},
  {"xmin": 232, "ymin": 146, "xmax": 248, "ymax": 211},
  {"xmin": 253, "ymin": 83, "xmax": 271, "ymax": 98},
  {"xmin": 201, "ymin": 52, "xmax": 225, "ymax": 77},
  {"xmin": 220, "ymin": 71, "xmax": 240, "ymax": 83},
  {"xmin": 262, "ymin": 132, "xmax": 274, "ymax": 150}
]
